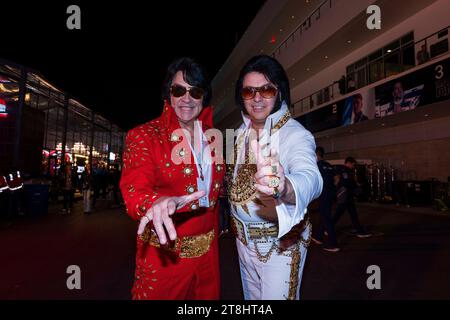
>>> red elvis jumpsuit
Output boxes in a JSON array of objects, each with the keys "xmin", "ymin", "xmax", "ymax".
[{"xmin": 120, "ymin": 102, "xmax": 224, "ymax": 300}]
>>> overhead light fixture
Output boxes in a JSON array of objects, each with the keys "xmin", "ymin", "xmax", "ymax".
[
  {"xmin": 387, "ymin": 49, "xmax": 392, "ymax": 53},
  {"xmin": 347, "ymin": 40, "xmax": 352, "ymax": 44},
  {"xmin": 306, "ymin": 67, "xmax": 310, "ymax": 71},
  {"xmin": 291, "ymin": 15, "xmax": 295, "ymax": 19},
  {"xmin": 324, "ymin": 55, "xmax": 328, "ymax": 59},
  {"xmin": 280, "ymin": 28, "xmax": 283, "ymax": 32}
]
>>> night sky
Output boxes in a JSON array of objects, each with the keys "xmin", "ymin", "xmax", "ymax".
[{"xmin": 2, "ymin": 1, "xmax": 266, "ymax": 131}]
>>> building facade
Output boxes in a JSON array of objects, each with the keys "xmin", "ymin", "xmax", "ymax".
[
  {"xmin": 0, "ymin": 58, "xmax": 124, "ymax": 177},
  {"xmin": 212, "ymin": 0, "xmax": 450, "ymax": 189}
]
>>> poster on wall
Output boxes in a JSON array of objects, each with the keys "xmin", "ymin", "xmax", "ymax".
[
  {"xmin": 341, "ymin": 90, "xmax": 375, "ymax": 126},
  {"xmin": 375, "ymin": 57, "xmax": 450, "ymax": 118},
  {"xmin": 297, "ymin": 89, "xmax": 375, "ymax": 132},
  {"xmin": 297, "ymin": 99, "xmax": 342, "ymax": 133},
  {"xmin": 296, "ymin": 57, "xmax": 449, "ymax": 133}
]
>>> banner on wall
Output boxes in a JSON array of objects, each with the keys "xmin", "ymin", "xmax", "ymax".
[
  {"xmin": 341, "ymin": 90, "xmax": 374, "ymax": 126},
  {"xmin": 297, "ymin": 90, "xmax": 375, "ymax": 133},
  {"xmin": 375, "ymin": 57, "xmax": 449, "ymax": 118},
  {"xmin": 296, "ymin": 56, "xmax": 450, "ymax": 133}
]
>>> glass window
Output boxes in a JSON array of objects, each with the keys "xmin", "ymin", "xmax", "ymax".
[
  {"xmin": 355, "ymin": 57, "xmax": 367, "ymax": 69},
  {"xmin": 401, "ymin": 32, "xmax": 414, "ymax": 45},
  {"xmin": 369, "ymin": 49, "xmax": 382, "ymax": 62},
  {"xmin": 384, "ymin": 50, "xmax": 402, "ymax": 77},
  {"xmin": 0, "ymin": 74, "xmax": 20, "ymax": 106},
  {"xmin": 401, "ymin": 43, "xmax": 415, "ymax": 69},
  {"xmin": 384, "ymin": 40, "xmax": 400, "ymax": 54},
  {"xmin": 355, "ymin": 67, "xmax": 367, "ymax": 88},
  {"xmin": 44, "ymin": 106, "xmax": 60, "ymax": 150},
  {"xmin": 368, "ymin": 59, "xmax": 384, "ymax": 84},
  {"xmin": 316, "ymin": 90, "xmax": 323, "ymax": 106},
  {"xmin": 346, "ymin": 64, "xmax": 355, "ymax": 74}
]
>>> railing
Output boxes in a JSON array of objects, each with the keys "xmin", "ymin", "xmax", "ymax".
[
  {"xmin": 271, "ymin": 0, "xmax": 333, "ymax": 58},
  {"xmin": 290, "ymin": 25, "xmax": 450, "ymax": 117}
]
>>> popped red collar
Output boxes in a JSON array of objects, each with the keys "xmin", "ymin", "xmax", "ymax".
[{"xmin": 162, "ymin": 100, "xmax": 213, "ymax": 131}]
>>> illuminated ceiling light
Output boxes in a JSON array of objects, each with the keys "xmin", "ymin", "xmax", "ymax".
[
  {"xmin": 280, "ymin": 28, "xmax": 283, "ymax": 32},
  {"xmin": 292, "ymin": 78, "xmax": 296, "ymax": 81},
  {"xmin": 347, "ymin": 40, "xmax": 352, "ymax": 44},
  {"xmin": 381, "ymin": 123, "xmax": 385, "ymax": 127},
  {"xmin": 387, "ymin": 49, "xmax": 392, "ymax": 53},
  {"xmin": 324, "ymin": 55, "xmax": 328, "ymax": 59},
  {"xmin": 424, "ymin": 114, "xmax": 429, "ymax": 117},
  {"xmin": 306, "ymin": 67, "xmax": 310, "ymax": 71},
  {"xmin": 291, "ymin": 15, "xmax": 295, "ymax": 19}
]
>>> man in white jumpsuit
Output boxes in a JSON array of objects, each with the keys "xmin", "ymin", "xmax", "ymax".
[{"xmin": 228, "ymin": 55, "xmax": 323, "ymax": 300}]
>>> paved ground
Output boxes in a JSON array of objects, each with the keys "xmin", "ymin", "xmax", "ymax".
[{"xmin": 1, "ymin": 198, "xmax": 450, "ymax": 300}]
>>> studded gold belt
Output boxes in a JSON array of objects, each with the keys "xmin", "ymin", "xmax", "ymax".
[{"xmin": 140, "ymin": 228, "xmax": 214, "ymax": 258}]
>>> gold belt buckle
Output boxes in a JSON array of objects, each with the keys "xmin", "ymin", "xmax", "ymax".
[{"xmin": 248, "ymin": 225, "xmax": 278, "ymax": 240}]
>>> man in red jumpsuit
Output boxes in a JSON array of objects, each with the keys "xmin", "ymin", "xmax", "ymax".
[{"xmin": 120, "ymin": 57, "xmax": 224, "ymax": 300}]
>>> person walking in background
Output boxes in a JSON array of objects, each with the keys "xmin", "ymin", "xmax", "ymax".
[
  {"xmin": 81, "ymin": 164, "xmax": 93, "ymax": 214},
  {"xmin": 311, "ymin": 146, "xmax": 340, "ymax": 252},
  {"xmin": 61, "ymin": 162, "xmax": 76, "ymax": 214},
  {"xmin": 110, "ymin": 165, "xmax": 122, "ymax": 209},
  {"xmin": 92, "ymin": 163, "xmax": 100, "ymax": 210},
  {"xmin": 333, "ymin": 157, "xmax": 372, "ymax": 238}
]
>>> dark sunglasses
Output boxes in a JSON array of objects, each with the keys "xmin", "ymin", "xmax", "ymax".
[
  {"xmin": 241, "ymin": 85, "xmax": 278, "ymax": 100},
  {"xmin": 170, "ymin": 85, "xmax": 204, "ymax": 100}
]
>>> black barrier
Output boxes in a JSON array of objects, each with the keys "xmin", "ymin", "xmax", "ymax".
[
  {"xmin": 24, "ymin": 184, "xmax": 50, "ymax": 216},
  {"xmin": 393, "ymin": 180, "xmax": 434, "ymax": 207}
]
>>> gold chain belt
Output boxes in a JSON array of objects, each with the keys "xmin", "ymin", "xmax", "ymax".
[
  {"xmin": 139, "ymin": 228, "xmax": 214, "ymax": 259},
  {"xmin": 254, "ymin": 219, "xmax": 312, "ymax": 263}
]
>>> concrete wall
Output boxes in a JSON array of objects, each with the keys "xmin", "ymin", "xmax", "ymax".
[{"xmin": 323, "ymin": 136, "xmax": 450, "ymax": 182}]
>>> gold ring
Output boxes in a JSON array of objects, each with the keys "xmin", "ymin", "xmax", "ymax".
[{"xmin": 268, "ymin": 176, "xmax": 280, "ymax": 188}]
